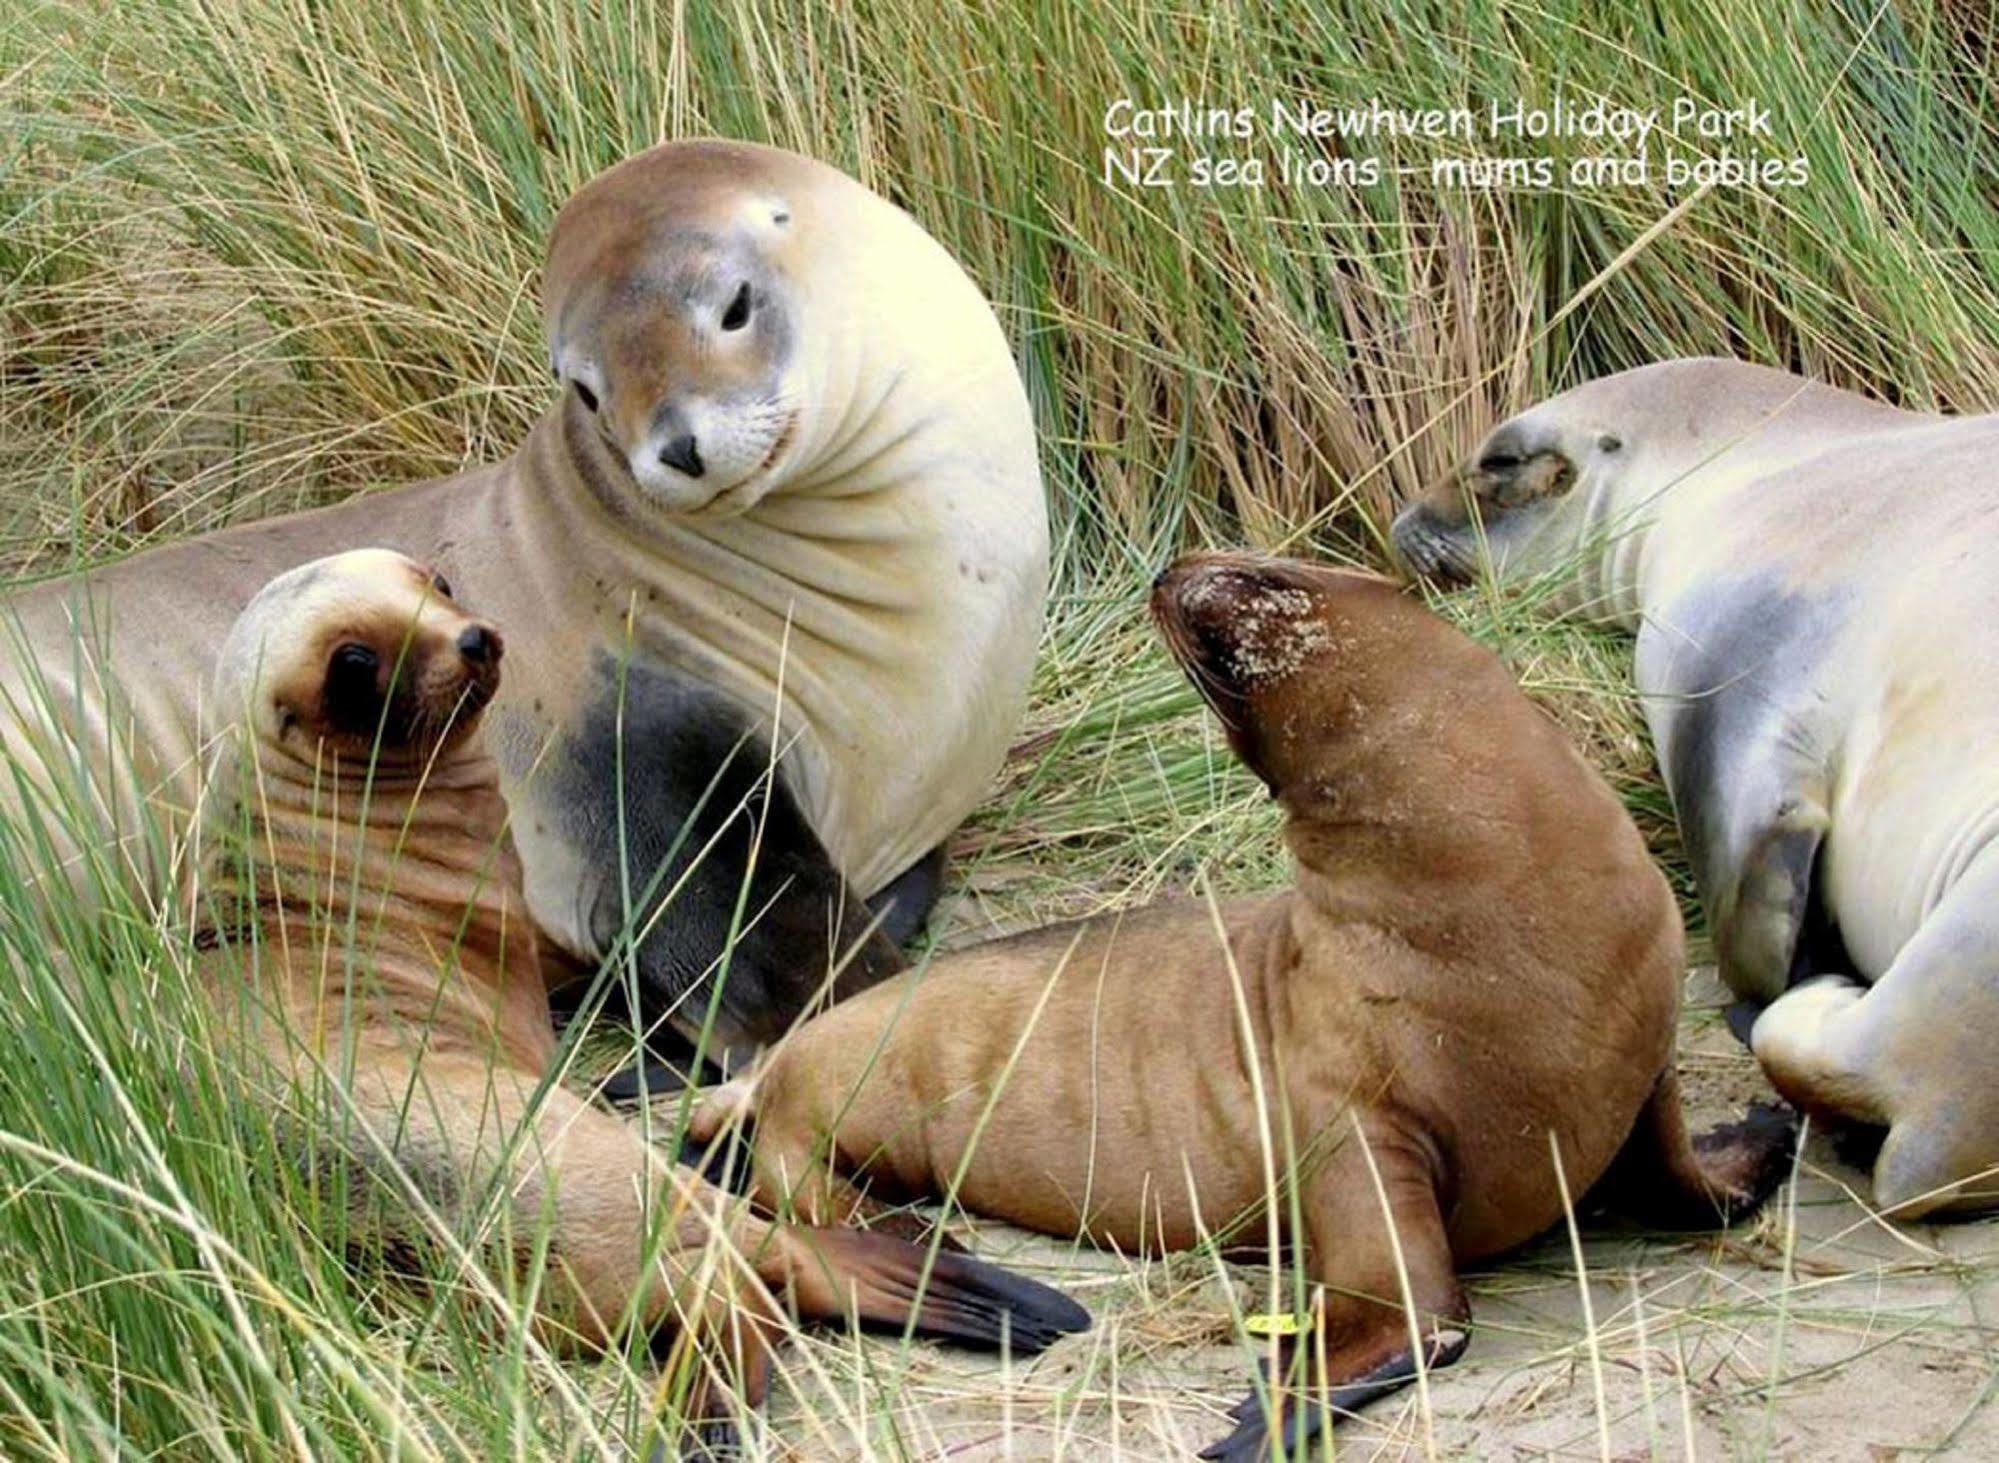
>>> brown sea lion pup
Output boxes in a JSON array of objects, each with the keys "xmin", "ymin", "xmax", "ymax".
[
  {"xmin": 195, "ymin": 549, "xmax": 1085, "ymax": 1448},
  {"xmin": 689, "ymin": 551, "xmax": 1793, "ymax": 1459}
]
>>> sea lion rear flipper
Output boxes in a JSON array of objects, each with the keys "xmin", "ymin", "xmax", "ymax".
[
  {"xmin": 1202, "ymin": 1125, "xmax": 1469, "ymax": 1460},
  {"xmin": 763, "ymin": 1226, "xmax": 1087, "ymax": 1353},
  {"xmin": 1752, "ymin": 862, "xmax": 1999, "ymax": 1216},
  {"xmin": 1599, "ymin": 1067, "xmax": 1797, "ymax": 1228}
]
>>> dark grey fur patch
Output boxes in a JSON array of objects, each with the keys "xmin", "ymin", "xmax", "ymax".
[
  {"xmin": 1646, "ymin": 572, "xmax": 1850, "ymax": 972},
  {"xmin": 557, "ymin": 653, "xmax": 902, "ymax": 1052}
]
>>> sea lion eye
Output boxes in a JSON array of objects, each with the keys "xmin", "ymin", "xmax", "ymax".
[
  {"xmin": 572, "ymin": 379, "xmax": 599, "ymax": 412},
  {"xmin": 720, "ymin": 281, "xmax": 753, "ymax": 332},
  {"xmin": 431, "ymin": 572, "xmax": 452, "ymax": 599},
  {"xmin": 1478, "ymin": 452, "xmax": 1521, "ymax": 472},
  {"xmin": 328, "ymin": 642, "xmax": 379, "ymax": 686}
]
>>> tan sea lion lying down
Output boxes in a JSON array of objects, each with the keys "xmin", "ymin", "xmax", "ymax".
[
  {"xmin": 194, "ymin": 549, "xmax": 1084, "ymax": 1448},
  {"xmin": 1393, "ymin": 357, "xmax": 1999, "ymax": 1215},
  {"xmin": 691, "ymin": 551, "xmax": 1793, "ymax": 1458}
]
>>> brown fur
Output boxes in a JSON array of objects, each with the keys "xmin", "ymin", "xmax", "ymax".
[
  {"xmin": 691, "ymin": 552, "xmax": 1792, "ymax": 1456},
  {"xmin": 196, "ymin": 550, "xmax": 1083, "ymax": 1441}
]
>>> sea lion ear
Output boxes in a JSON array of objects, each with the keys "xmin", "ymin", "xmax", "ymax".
[{"xmin": 732, "ymin": 193, "xmax": 793, "ymax": 234}]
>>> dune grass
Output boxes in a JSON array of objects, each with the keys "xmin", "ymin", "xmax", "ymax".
[{"xmin": 2, "ymin": 0, "xmax": 1998, "ymax": 1456}]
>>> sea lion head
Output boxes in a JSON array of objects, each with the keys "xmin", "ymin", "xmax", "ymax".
[
  {"xmin": 1391, "ymin": 358, "xmax": 1823, "ymax": 590},
  {"xmin": 544, "ymin": 142, "xmax": 805, "ymax": 515},
  {"xmin": 1151, "ymin": 551, "xmax": 1420, "ymax": 801},
  {"xmin": 1390, "ymin": 390, "xmax": 1621, "ymax": 589},
  {"xmin": 215, "ymin": 549, "xmax": 504, "ymax": 769}
]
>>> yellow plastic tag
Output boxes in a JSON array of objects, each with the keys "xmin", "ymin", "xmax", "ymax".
[{"xmin": 1243, "ymin": 1312, "xmax": 1306, "ymax": 1338}]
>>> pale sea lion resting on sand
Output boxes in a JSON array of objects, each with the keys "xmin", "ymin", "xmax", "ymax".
[
  {"xmin": 3, "ymin": 138, "xmax": 1048, "ymax": 1062},
  {"xmin": 196, "ymin": 550, "xmax": 1084, "ymax": 1447},
  {"xmin": 690, "ymin": 552, "xmax": 1791, "ymax": 1458},
  {"xmin": 1393, "ymin": 357, "xmax": 1999, "ymax": 1215}
]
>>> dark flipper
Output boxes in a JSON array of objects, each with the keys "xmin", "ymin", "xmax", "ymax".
[
  {"xmin": 870, "ymin": 842, "xmax": 950, "ymax": 949},
  {"xmin": 1199, "ymin": 1111, "xmax": 1471, "ymax": 1460},
  {"xmin": 773, "ymin": 1226, "xmax": 1088, "ymax": 1354},
  {"xmin": 1199, "ymin": 1328, "xmax": 1470, "ymax": 1463},
  {"xmin": 1598, "ymin": 1068, "xmax": 1797, "ymax": 1229},
  {"xmin": 1724, "ymin": 999, "xmax": 1763, "ymax": 1050}
]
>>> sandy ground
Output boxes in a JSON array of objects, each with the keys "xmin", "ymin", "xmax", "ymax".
[{"xmin": 734, "ymin": 969, "xmax": 1999, "ymax": 1460}]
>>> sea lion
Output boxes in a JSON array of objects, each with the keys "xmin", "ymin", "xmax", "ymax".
[
  {"xmin": 688, "ymin": 552, "xmax": 1791, "ymax": 1458},
  {"xmin": 1, "ymin": 138, "xmax": 1048, "ymax": 1063},
  {"xmin": 196, "ymin": 549, "xmax": 1086, "ymax": 1445},
  {"xmin": 1392, "ymin": 357, "xmax": 1999, "ymax": 1215}
]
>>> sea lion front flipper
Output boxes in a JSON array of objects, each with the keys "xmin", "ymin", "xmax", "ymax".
[
  {"xmin": 1637, "ymin": 597, "xmax": 1834, "ymax": 1004},
  {"xmin": 1200, "ymin": 1128, "xmax": 1468, "ymax": 1461},
  {"xmin": 1595, "ymin": 1067, "xmax": 1796, "ymax": 1228},
  {"xmin": 1712, "ymin": 803, "xmax": 1832, "ymax": 1002},
  {"xmin": 869, "ymin": 841, "xmax": 949, "ymax": 949}
]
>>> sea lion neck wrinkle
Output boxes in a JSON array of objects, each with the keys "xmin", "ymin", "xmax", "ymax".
[{"xmin": 205, "ymin": 716, "xmax": 547, "ymax": 1071}]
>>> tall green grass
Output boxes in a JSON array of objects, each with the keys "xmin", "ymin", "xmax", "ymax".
[
  {"xmin": 1, "ymin": 0, "xmax": 1997, "ymax": 1454},
  {"xmin": 0, "ymin": 673, "xmax": 707, "ymax": 1458}
]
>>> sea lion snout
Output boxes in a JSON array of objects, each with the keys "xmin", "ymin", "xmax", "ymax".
[
  {"xmin": 455, "ymin": 623, "xmax": 501, "ymax": 667},
  {"xmin": 1391, "ymin": 419, "xmax": 1584, "ymax": 584},
  {"xmin": 1390, "ymin": 499, "xmax": 1475, "ymax": 583},
  {"xmin": 317, "ymin": 600, "xmax": 503, "ymax": 752},
  {"xmin": 545, "ymin": 170, "xmax": 801, "ymax": 514},
  {"xmin": 1152, "ymin": 552, "xmax": 1392, "ymax": 697},
  {"xmin": 1153, "ymin": 553, "xmax": 1315, "ymax": 669},
  {"xmin": 1153, "ymin": 552, "xmax": 1401, "ymax": 790}
]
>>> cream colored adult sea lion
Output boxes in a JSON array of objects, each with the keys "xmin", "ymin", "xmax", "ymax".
[
  {"xmin": 689, "ymin": 552, "xmax": 1791, "ymax": 1458},
  {"xmin": 1392, "ymin": 357, "xmax": 1999, "ymax": 1215},
  {"xmin": 2, "ymin": 139, "xmax": 1048, "ymax": 1062},
  {"xmin": 198, "ymin": 549, "xmax": 1085, "ymax": 1446}
]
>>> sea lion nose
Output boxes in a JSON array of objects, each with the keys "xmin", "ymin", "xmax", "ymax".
[
  {"xmin": 457, "ymin": 625, "xmax": 503, "ymax": 665},
  {"xmin": 1391, "ymin": 499, "xmax": 1434, "ymax": 546},
  {"xmin": 658, "ymin": 434, "xmax": 705, "ymax": 478}
]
